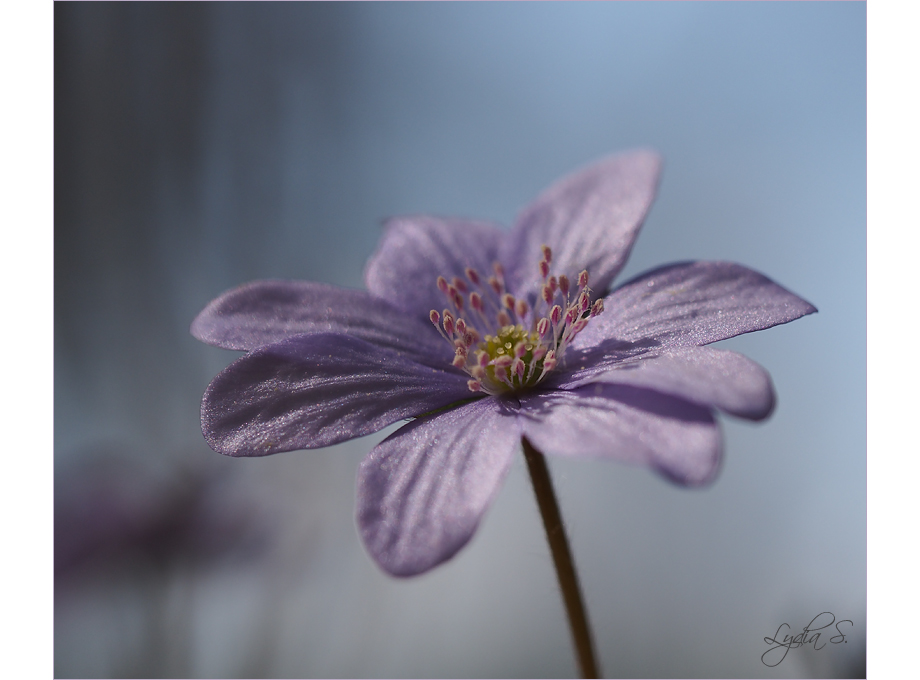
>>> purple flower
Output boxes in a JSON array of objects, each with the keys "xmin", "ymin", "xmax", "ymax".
[{"xmin": 192, "ymin": 150, "xmax": 815, "ymax": 577}]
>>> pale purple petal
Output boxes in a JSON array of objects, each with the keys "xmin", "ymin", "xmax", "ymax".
[
  {"xmin": 575, "ymin": 261, "xmax": 817, "ymax": 350},
  {"xmin": 191, "ymin": 280, "xmax": 450, "ymax": 363},
  {"xmin": 202, "ymin": 333, "xmax": 472, "ymax": 457},
  {"xmin": 555, "ymin": 346, "xmax": 775, "ymax": 420},
  {"xmin": 501, "ymin": 149, "xmax": 661, "ymax": 299},
  {"xmin": 364, "ymin": 216, "xmax": 506, "ymax": 319},
  {"xmin": 519, "ymin": 386, "xmax": 721, "ymax": 486},
  {"xmin": 357, "ymin": 397, "xmax": 521, "ymax": 576}
]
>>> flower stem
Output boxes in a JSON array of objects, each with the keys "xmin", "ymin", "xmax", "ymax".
[{"xmin": 522, "ymin": 437, "xmax": 601, "ymax": 679}]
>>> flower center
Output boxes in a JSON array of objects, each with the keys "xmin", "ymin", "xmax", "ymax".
[{"xmin": 429, "ymin": 245, "xmax": 604, "ymax": 395}]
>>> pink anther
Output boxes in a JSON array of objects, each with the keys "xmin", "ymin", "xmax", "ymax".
[
  {"xmin": 470, "ymin": 291, "xmax": 484, "ymax": 313},
  {"xmin": 565, "ymin": 307, "xmax": 577, "ymax": 325},
  {"xmin": 539, "ymin": 260, "xmax": 550, "ymax": 279},
  {"xmin": 443, "ymin": 311, "xmax": 455, "ymax": 335},
  {"xmin": 465, "ymin": 267, "xmax": 481, "ymax": 285},
  {"xmin": 548, "ymin": 276, "xmax": 558, "ymax": 293},
  {"xmin": 437, "ymin": 276, "xmax": 449, "ymax": 294},
  {"xmin": 542, "ymin": 285, "xmax": 554, "ymax": 304},
  {"xmin": 497, "ymin": 310, "xmax": 512, "ymax": 327},
  {"xmin": 591, "ymin": 299, "xmax": 604, "ymax": 317},
  {"xmin": 429, "ymin": 310, "xmax": 440, "ymax": 326},
  {"xmin": 541, "ymin": 245, "xmax": 553, "ymax": 264},
  {"xmin": 512, "ymin": 358, "xmax": 525, "ymax": 378},
  {"xmin": 537, "ymin": 317, "xmax": 550, "ymax": 337},
  {"xmin": 579, "ymin": 291, "xmax": 590, "ymax": 312},
  {"xmin": 467, "ymin": 379, "xmax": 482, "ymax": 393},
  {"xmin": 578, "ymin": 269, "xmax": 589, "ymax": 288},
  {"xmin": 501, "ymin": 293, "xmax": 515, "ymax": 309},
  {"xmin": 515, "ymin": 299, "xmax": 529, "ymax": 318},
  {"xmin": 550, "ymin": 305, "xmax": 562, "ymax": 325},
  {"xmin": 452, "ymin": 277, "xmax": 468, "ymax": 294},
  {"xmin": 488, "ymin": 276, "xmax": 502, "ymax": 295},
  {"xmin": 558, "ymin": 275, "xmax": 570, "ymax": 297},
  {"xmin": 493, "ymin": 355, "xmax": 513, "ymax": 369}
]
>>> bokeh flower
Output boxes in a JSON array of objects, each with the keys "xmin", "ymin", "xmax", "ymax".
[
  {"xmin": 55, "ymin": 453, "xmax": 270, "ymax": 581},
  {"xmin": 192, "ymin": 150, "xmax": 815, "ymax": 576}
]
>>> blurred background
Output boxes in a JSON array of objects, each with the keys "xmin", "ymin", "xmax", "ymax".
[{"xmin": 54, "ymin": 3, "xmax": 865, "ymax": 678}]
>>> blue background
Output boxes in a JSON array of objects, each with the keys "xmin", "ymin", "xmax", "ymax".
[{"xmin": 55, "ymin": 3, "xmax": 866, "ymax": 678}]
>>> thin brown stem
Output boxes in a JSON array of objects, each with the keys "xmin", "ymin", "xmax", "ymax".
[{"xmin": 522, "ymin": 437, "xmax": 601, "ymax": 679}]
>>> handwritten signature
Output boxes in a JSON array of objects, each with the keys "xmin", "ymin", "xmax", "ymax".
[{"xmin": 761, "ymin": 612, "xmax": 853, "ymax": 667}]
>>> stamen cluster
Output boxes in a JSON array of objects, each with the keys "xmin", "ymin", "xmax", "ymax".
[{"xmin": 429, "ymin": 245, "xmax": 604, "ymax": 394}]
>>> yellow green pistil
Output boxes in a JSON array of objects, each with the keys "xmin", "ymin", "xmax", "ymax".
[
  {"xmin": 429, "ymin": 245, "xmax": 604, "ymax": 395},
  {"xmin": 481, "ymin": 324, "xmax": 544, "ymax": 390}
]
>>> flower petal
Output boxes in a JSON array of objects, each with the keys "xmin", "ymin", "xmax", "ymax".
[
  {"xmin": 357, "ymin": 397, "xmax": 521, "ymax": 576},
  {"xmin": 519, "ymin": 386, "xmax": 721, "ymax": 486},
  {"xmin": 201, "ymin": 333, "xmax": 472, "ymax": 457},
  {"xmin": 364, "ymin": 216, "xmax": 507, "ymax": 319},
  {"xmin": 502, "ymin": 149, "xmax": 662, "ymax": 299},
  {"xmin": 191, "ymin": 280, "xmax": 450, "ymax": 363},
  {"xmin": 555, "ymin": 346, "xmax": 775, "ymax": 420},
  {"xmin": 575, "ymin": 261, "xmax": 817, "ymax": 350}
]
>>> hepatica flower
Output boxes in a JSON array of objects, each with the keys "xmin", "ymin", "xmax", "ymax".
[{"xmin": 192, "ymin": 150, "xmax": 815, "ymax": 580}]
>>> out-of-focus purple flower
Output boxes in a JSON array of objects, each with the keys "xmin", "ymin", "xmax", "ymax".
[
  {"xmin": 55, "ymin": 454, "xmax": 269, "ymax": 582},
  {"xmin": 192, "ymin": 150, "xmax": 815, "ymax": 576}
]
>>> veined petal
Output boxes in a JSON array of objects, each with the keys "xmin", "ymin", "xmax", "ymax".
[
  {"xmin": 364, "ymin": 216, "xmax": 506, "ymax": 319},
  {"xmin": 502, "ymin": 149, "xmax": 661, "ymax": 299},
  {"xmin": 519, "ymin": 386, "xmax": 721, "ymax": 486},
  {"xmin": 574, "ymin": 261, "xmax": 817, "ymax": 350},
  {"xmin": 556, "ymin": 346, "xmax": 775, "ymax": 421},
  {"xmin": 191, "ymin": 280, "xmax": 450, "ymax": 363},
  {"xmin": 201, "ymin": 333, "xmax": 472, "ymax": 457},
  {"xmin": 357, "ymin": 397, "xmax": 521, "ymax": 577}
]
